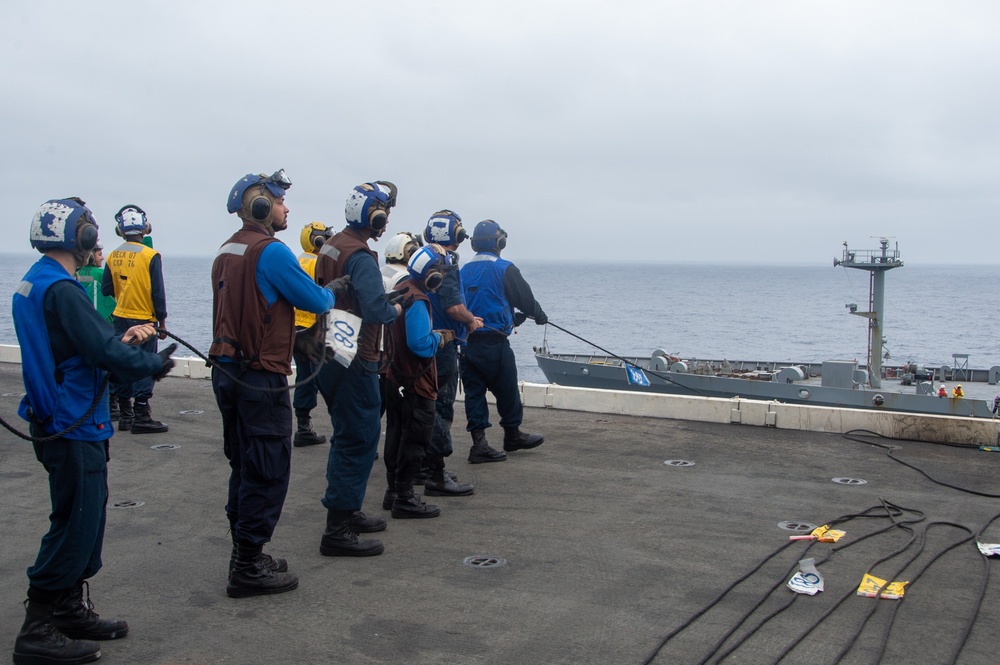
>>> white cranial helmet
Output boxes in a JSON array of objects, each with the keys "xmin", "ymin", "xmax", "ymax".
[{"xmin": 384, "ymin": 231, "xmax": 423, "ymax": 264}]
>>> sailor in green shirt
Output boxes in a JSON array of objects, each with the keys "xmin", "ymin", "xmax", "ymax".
[{"xmin": 75, "ymin": 243, "xmax": 116, "ymax": 323}]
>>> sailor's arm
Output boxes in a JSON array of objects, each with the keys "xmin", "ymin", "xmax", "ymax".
[{"xmin": 503, "ymin": 264, "xmax": 546, "ymax": 324}]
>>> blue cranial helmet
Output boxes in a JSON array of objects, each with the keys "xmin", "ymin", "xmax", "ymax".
[
  {"xmin": 115, "ymin": 204, "xmax": 149, "ymax": 237},
  {"xmin": 470, "ymin": 219, "xmax": 507, "ymax": 253},
  {"xmin": 29, "ymin": 198, "xmax": 99, "ymax": 254},
  {"xmin": 423, "ymin": 209, "xmax": 467, "ymax": 246},
  {"xmin": 345, "ymin": 181, "xmax": 396, "ymax": 230},
  {"xmin": 407, "ymin": 243, "xmax": 452, "ymax": 291},
  {"xmin": 227, "ymin": 170, "xmax": 291, "ymax": 215}
]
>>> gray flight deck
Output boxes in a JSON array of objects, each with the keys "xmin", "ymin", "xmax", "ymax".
[{"xmin": 1, "ymin": 363, "xmax": 998, "ymax": 664}]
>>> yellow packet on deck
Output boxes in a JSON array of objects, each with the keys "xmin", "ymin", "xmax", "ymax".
[
  {"xmin": 811, "ymin": 525, "xmax": 846, "ymax": 543},
  {"xmin": 856, "ymin": 573, "xmax": 908, "ymax": 599}
]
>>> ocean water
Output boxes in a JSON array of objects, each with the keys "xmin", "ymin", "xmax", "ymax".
[{"xmin": 2, "ymin": 253, "xmax": 998, "ymax": 384}]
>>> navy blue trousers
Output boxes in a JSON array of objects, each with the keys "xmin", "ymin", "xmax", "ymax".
[
  {"xmin": 292, "ymin": 342, "xmax": 321, "ymax": 412},
  {"xmin": 460, "ymin": 335, "xmax": 522, "ymax": 432},
  {"xmin": 109, "ymin": 316, "xmax": 157, "ymax": 400},
  {"xmin": 316, "ymin": 357, "xmax": 381, "ymax": 512},
  {"xmin": 212, "ymin": 366, "xmax": 292, "ymax": 547},
  {"xmin": 27, "ymin": 437, "xmax": 108, "ymax": 591}
]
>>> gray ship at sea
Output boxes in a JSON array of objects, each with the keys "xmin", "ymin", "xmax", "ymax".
[{"xmin": 536, "ymin": 239, "xmax": 1000, "ymax": 419}]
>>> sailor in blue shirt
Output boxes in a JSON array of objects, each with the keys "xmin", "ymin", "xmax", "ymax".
[
  {"xmin": 420, "ymin": 210, "xmax": 479, "ymax": 494},
  {"xmin": 211, "ymin": 170, "xmax": 345, "ymax": 599},
  {"xmin": 460, "ymin": 220, "xmax": 547, "ymax": 463},
  {"xmin": 12, "ymin": 198, "xmax": 174, "ymax": 665}
]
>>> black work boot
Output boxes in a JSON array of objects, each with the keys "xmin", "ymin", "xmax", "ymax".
[
  {"xmin": 228, "ymin": 546, "xmax": 287, "ymax": 576},
  {"xmin": 349, "ymin": 510, "xmax": 387, "ymax": 533},
  {"xmin": 391, "ymin": 483, "xmax": 441, "ymax": 519},
  {"xmin": 293, "ymin": 411, "xmax": 326, "ymax": 447},
  {"xmin": 468, "ymin": 429, "xmax": 506, "ymax": 464},
  {"xmin": 109, "ymin": 397, "xmax": 119, "ymax": 422},
  {"xmin": 51, "ymin": 582, "xmax": 128, "ymax": 641},
  {"xmin": 502, "ymin": 426, "xmax": 545, "ymax": 452},
  {"xmin": 117, "ymin": 397, "xmax": 134, "ymax": 432},
  {"xmin": 131, "ymin": 400, "xmax": 168, "ymax": 434},
  {"xmin": 228, "ymin": 531, "xmax": 288, "ymax": 576},
  {"xmin": 227, "ymin": 544, "xmax": 299, "ymax": 598},
  {"xmin": 14, "ymin": 597, "xmax": 101, "ymax": 665},
  {"xmin": 320, "ymin": 509, "xmax": 385, "ymax": 557},
  {"xmin": 424, "ymin": 467, "xmax": 475, "ymax": 496}
]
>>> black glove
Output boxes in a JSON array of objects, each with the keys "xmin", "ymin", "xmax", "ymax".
[
  {"xmin": 152, "ymin": 344, "xmax": 178, "ymax": 381},
  {"xmin": 294, "ymin": 320, "xmax": 326, "ymax": 364},
  {"xmin": 387, "ymin": 289, "xmax": 415, "ymax": 310},
  {"xmin": 513, "ymin": 312, "xmax": 528, "ymax": 327},
  {"xmin": 534, "ymin": 311, "xmax": 548, "ymax": 325},
  {"xmin": 386, "ymin": 288, "xmax": 406, "ymax": 305},
  {"xmin": 324, "ymin": 275, "xmax": 352, "ymax": 301}
]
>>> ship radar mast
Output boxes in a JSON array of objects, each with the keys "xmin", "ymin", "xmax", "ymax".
[{"xmin": 833, "ymin": 238, "xmax": 903, "ymax": 389}]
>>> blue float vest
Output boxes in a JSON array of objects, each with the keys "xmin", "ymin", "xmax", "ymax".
[
  {"xmin": 461, "ymin": 253, "xmax": 514, "ymax": 336},
  {"xmin": 12, "ymin": 257, "xmax": 111, "ymax": 440}
]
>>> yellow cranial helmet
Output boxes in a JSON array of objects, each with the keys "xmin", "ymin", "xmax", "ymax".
[{"xmin": 300, "ymin": 221, "xmax": 329, "ymax": 252}]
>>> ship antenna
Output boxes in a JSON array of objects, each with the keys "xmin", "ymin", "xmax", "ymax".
[{"xmin": 833, "ymin": 239, "xmax": 903, "ymax": 388}]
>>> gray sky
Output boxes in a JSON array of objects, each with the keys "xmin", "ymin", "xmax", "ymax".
[{"xmin": 4, "ymin": 0, "xmax": 998, "ymax": 264}]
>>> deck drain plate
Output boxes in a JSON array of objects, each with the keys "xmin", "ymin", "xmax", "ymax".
[
  {"xmin": 150, "ymin": 443, "xmax": 180, "ymax": 451},
  {"xmin": 463, "ymin": 555, "xmax": 507, "ymax": 569},
  {"xmin": 664, "ymin": 460, "xmax": 695, "ymax": 467},
  {"xmin": 832, "ymin": 477, "xmax": 867, "ymax": 485},
  {"xmin": 778, "ymin": 521, "xmax": 817, "ymax": 533},
  {"xmin": 178, "ymin": 410, "xmax": 204, "ymax": 415},
  {"xmin": 111, "ymin": 500, "xmax": 145, "ymax": 509}
]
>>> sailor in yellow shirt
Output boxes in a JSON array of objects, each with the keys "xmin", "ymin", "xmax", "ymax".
[
  {"xmin": 101, "ymin": 204, "xmax": 170, "ymax": 434},
  {"xmin": 292, "ymin": 222, "xmax": 332, "ymax": 447}
]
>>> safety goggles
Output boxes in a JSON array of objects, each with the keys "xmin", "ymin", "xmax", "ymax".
[{"xmin": 267, "ymin": 169, "xmax": 292, "ymax": 190}]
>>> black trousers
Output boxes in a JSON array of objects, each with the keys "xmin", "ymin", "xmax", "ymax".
[{"xmin": 383, "ymin": 378, "xmax": 436, "ymax": 488}]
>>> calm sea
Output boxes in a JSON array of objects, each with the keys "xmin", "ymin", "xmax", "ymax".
[{"xmin": 2, "ymin": 253, "xmax": 998, "ymax": 383}]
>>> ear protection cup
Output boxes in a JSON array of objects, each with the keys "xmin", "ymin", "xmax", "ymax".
[
  {"xmin": 455, "ymin": 224, "xmax": 468, "ymax": 243},
  {"xmin": 312, "ymin": 233, "xmax": 325, "ymax": 248},
  {"xmin": 471, "ymin": 220, "xmax": 507, "ymax": 252},
  {"xmin": 78, "ymin": 223, "xmax": 99, "ymax": 252},
  {"xmin": 250, "ymin": 195, "xmax": 271, "ymax": 221},
  {"xmin": 370, "ymin": 208, "xmax": 388, "ymax": 231},
  {"xmin": 114, "ymin": 225, "xmax": 123, "ymax": 238},
  {"xmin": 424, "ymin": 270, "xmax": 445, "ymax": 292}
]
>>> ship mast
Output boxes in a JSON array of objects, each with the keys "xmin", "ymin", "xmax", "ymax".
[{"xmin": 833, "ymin": 238, "xmax": 903, "ymax": 389}]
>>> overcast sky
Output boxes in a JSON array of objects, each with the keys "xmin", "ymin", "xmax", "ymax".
[{"xmin": 3, "ymin": 1, "xmax": 998, "ymax": 264}]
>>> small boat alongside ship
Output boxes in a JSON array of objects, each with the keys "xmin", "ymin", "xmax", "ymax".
[{"xmin": 535, "ymin": 240, "xmax": 1000, "ymax": 419}]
